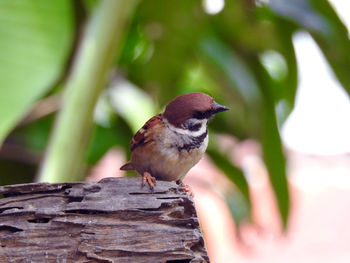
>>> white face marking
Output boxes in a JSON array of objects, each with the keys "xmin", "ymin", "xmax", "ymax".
[
  {"xmin": 198, "ymin": 135, "xmax": 209, "ymax": 153},
  {"xmin": 163, "ymin": 118, "xmax": 208, "ymax": 137}
]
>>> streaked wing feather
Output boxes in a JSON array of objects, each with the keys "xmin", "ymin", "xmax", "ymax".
[{"xmin": 130, "ymin": 114, "xmax": 163, "ymax": 151}]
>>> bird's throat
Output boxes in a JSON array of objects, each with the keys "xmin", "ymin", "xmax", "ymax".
[{"xmin": 163, "ymin": 118, "xmax": 209, "ymax": 152}]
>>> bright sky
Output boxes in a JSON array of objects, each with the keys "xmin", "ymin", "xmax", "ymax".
[{"xmin": 282, "ymin": 0, "xmax": 350, "ymax": 155}]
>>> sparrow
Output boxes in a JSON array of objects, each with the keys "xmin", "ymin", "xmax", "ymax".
[{"xmin": 120, "ymin": 92, "xmax": 229, "ymax": 191}]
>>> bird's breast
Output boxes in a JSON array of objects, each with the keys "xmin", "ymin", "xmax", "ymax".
[
  {"xmin": 131, "ymin": 125, "xmax": 209, "ymax": 182},
  {"xmin": 151, "ymin": 130, "xmax": 208, "ymax": 181}
]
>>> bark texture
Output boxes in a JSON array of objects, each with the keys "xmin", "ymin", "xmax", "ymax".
[{"xmin": 0, "ymin": 177, "xmax": 209, "ymax": 263}]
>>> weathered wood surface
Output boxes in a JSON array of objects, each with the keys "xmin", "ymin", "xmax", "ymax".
[{"xmin": 0, "ymin": 177, "xmax": 209, "ymax": 263}]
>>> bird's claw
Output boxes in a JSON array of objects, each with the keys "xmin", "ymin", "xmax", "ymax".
[
  {"xmin": 142, "ymin": 172, "xmax": 157, "ymax": 190},
  {"xmin": 176, "ymin": 180, "xmax": 194, "ymax": 197}
]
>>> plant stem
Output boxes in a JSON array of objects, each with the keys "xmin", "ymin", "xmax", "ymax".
[{"xmin": 37, "ymin": 0, "xmax": 138, "ymax": 182}]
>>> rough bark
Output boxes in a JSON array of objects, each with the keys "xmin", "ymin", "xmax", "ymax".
[{"xmin": 0, "ymin": 177, "xmax": 209, "ymax": 263}]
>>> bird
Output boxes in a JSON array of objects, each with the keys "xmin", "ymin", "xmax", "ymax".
[{"xmin": 120, "ymin": 92, "xmax": 229, "ymax": 192}]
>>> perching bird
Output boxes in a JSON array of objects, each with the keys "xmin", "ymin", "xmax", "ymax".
[{"xmin": 120, "ymin": 92, "xmax": 229, "ymax": 191}]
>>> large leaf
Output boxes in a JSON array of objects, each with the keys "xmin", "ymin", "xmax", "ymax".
[
  {"xmin": 199, "ymin": 36, "xmax": 262, "ymax": 108},
  {"xmin": 270, "ymin": 0, "xmax": 330, "ymax": 34},
  {"xmin": 207, "ymin": 146, "xmax": 251, "ymax": 225},
  {"xmin": 0, "ymin": 0, "xmax": 74, "ymax": 146},
  {"xmin": 270, "ymin": 0, "xmax": 350, "ymax": 98},
  {"xmin": 310, "ymin": 0, "xmax": 350, "ymax": 98},
  {"xmin": 260, "ymin": 105, "xmax": 290, "ymax": 230},
  {"xmin": 247, "ymin": 55, "xmax": 291, "ymax": 230},
  {"xmin": 275, "ymin": 26, "xmax": 298, "ymax": 124},
  {"xmin": 123, "ymin": 0, "xmax": 206, "ymax": 103},
  {"xmin": 199, "ymin": 35, "xmax": 264, "ymax": 137},
  {"xmin": 258, "ymin": 9, "xmax": 298, "ymax": 123},
  {"xmin": 199, "ymin": 33, "xmax": 290, "ymax": 228},
  {"xmin": 38, "ymin": 0, "xmax": 139, "ymax": 183}
]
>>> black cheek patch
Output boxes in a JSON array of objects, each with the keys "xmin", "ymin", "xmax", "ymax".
[{"xmin": 188, "ymin": 123, "xmax": 202, "ymax": 131}]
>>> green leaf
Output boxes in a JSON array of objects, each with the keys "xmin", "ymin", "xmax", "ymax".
[
  {"xmin": 270, "ymin": 0, "xmax": 350, "ymax": 98},
  {"xmin": 244, "ymin": 51, "xmax": 291, "ymax": 230},
  {"xmin": 259, "ymin": 14, "xmax": 298, "ymax": 123},
  {"xmin": 277, "ymin": 21, "xmax": 298, "ymax": 108},
  {"xmin": 38, "ymin": 0, "xmax": 139, "ymax": 183},
  {"xmin": 199, "ymin": 35, "xmax": 263, "ymax": 108},
  {"xmin": 260, "ymin": 106, "xmax": 290, "ymax": 230},
  {"xmin": 200, "ymin": 32, "xmax": 290, "ymax": 228},
  {"xmin": 0, "ymin": 0, "xmax": 74, "ymax": 146},
  {"xmin": 124, "ymin": 0, "xmax": 206, "ymax": 103},
  {"xmin": 270, "ymin": 0, "xmax": 330, "ymax": 35},
  {"xmin": 86, "ymin": 123, "xmax": 130, "ymax": 165},
  {"xmin": 107, "ymin": 80, "xmax": 157, "ymax": 133},
  {"xmin": 310, "ymin": 0, "xmax": 350, "ymax": 98},
  {"xmin": 207, "ymin": 147, "xmax": 251, "ymax": 224},
  {"xmin": 226, "ymin": 190, "xmax": 251, "ymax": 228},
  {"xmin": 276, "ymin": 27, "xmax": 298, "ymax": 123},
  {"xmin": 199, "ymin": 35, "xmax": 267, "ymax": 137}
]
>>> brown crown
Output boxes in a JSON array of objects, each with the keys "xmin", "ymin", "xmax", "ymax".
[{"xmin": 163, "ymin": 92, "xmax": 214, "ymax": 128}]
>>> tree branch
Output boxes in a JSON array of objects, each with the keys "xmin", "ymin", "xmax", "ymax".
[{"xmin": 0, "ymin": 177, "xmax": 209, "ymax": 262}]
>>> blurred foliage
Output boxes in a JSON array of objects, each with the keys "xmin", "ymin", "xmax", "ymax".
[
  {"xmin": 207, "ymin": 145, "xmax": 251, "ymax": 226},
  {"xmin": 0, "ymin": 0, "xmax": 74, "ymax": 145},
  {"xmin": 1, "ymin": 0, "xmax": 350, "ymax": 230}
]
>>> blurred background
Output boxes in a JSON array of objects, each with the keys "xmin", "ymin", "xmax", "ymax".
[{"xmin": 1, "ymin": 0, "xmax": 350, "ymax": 262}]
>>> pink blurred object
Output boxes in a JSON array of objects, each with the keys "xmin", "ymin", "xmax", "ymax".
[
  {"xmin": 86, "ymin": 147, "xmax": 126, "ymax": 182},
  {"xmin": 186, "ymin": 144, "xmax": 350, "ymax": 263}
]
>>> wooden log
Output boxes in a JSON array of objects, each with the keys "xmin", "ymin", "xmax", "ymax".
[{"xmin": 0, "ymin": 177, "xmax": 209, "ymax": 263}]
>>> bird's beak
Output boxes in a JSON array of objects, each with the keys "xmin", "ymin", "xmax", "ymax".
[{"xmin": 212, "ymin": 101, "xmax": 229, "ymax": 114}]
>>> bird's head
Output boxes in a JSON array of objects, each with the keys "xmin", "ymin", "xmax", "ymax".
[{"xmin": 163, "ymin": 92, "xmax": 229, "ymax": 132}]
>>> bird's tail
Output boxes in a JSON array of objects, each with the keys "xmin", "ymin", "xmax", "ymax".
[{"xmin": 120, "ymin": 162, "xmax": 134, "ymax": 171}]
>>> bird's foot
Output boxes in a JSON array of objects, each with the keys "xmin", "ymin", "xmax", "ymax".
[
  {"xmin": 176, "ymin": 180, "xmax": 194, "ymax": 197},
  {"xmin": 141, "ymin": 171, "xmax": 157, "ymax": 190}
]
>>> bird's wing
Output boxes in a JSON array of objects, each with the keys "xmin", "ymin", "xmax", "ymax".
[{"xmin": 130, "ymin": 114, "xmax": 163, "ymax": 151}]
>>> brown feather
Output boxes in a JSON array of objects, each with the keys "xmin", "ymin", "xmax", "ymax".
[
  {"xmin": 163, "ymin": 93, "xmax": 214, "ymax": 127},
  {"xmin": 130, "ymin": 114, "xmax": 162, "ymax": 151},
  {"xmin": 120, "ymin": 162, "xmax": 134, "ymax": 170}
]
